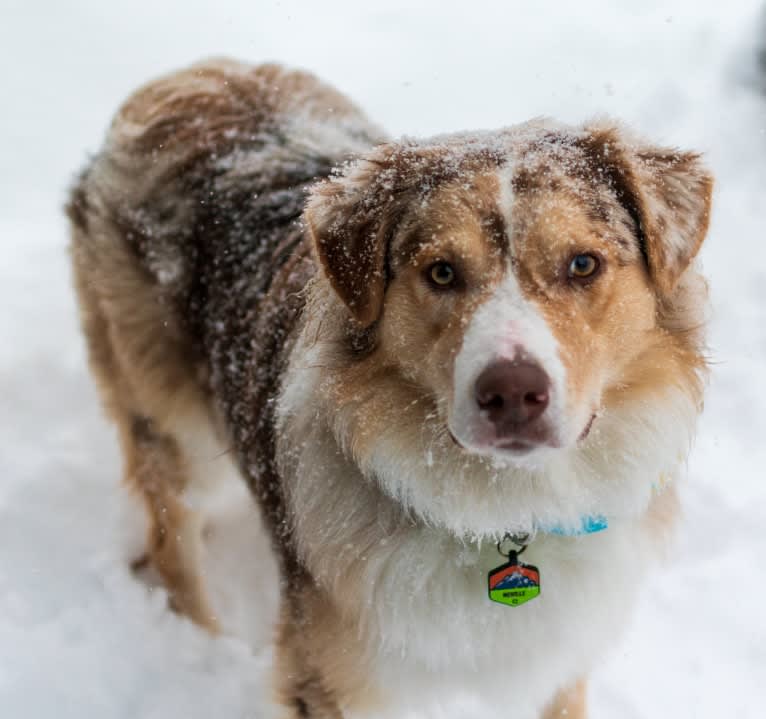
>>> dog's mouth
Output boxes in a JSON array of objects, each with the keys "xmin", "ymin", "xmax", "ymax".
[
  {"xmin": 449, "ymin": 412, "xmax": 597, "ymax": 455},
  {"xmin": 449, "ymin": 428, "xmax": 550, "ymax": 456},
  {"xmin": 495, "ymin": 439, "xmax": 538, "ymax": 454}
]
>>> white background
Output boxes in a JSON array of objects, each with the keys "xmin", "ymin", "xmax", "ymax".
[{"xmin": 1, "ymin": 1, "xmax": 765, "ymax": 716}]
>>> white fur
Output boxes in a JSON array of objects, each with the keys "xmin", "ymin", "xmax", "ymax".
[
  {"xmin": 343, "ymin": 519, "xmax": 655, "ymax": 719},
  {"xmin": 276, "ymin": 311, "xmax": 696, "ymax": 717},
  {"xmin": 358, "ymin": 388, "xmax": 692, "ymax": 538},
  {"xmin": 172, "ymin": 404, "xmax": 238, "ymax": 512},
  {"xmin": 449, "ymin": 269, "xmax": 571, "ymax": 454}
]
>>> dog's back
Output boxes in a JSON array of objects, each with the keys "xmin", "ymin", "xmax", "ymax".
[{"xmin": 68, "ymin": 58, "xmax": 382, "ymax": 628}]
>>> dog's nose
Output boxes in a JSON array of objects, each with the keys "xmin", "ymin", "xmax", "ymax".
[{"xmin": 475, "ymin": 360, "xmax": 550, "ymax": 428}]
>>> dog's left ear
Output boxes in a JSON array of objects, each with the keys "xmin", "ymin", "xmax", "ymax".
[
  {"xmin": 305, "ymin": 145, "xmax": 403, "ymax": 327},
  {"xmin": 584, "ymin": 123, "xmax": 714, "ymax": 298}
]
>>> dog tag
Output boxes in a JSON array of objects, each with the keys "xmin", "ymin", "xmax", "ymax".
[{"xmin": 488, "ymin": 551, "xmax": 540, "ymax": 607}]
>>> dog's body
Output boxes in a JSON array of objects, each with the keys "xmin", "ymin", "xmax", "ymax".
[{"xmin": 68, "ymin": 59, "xmax": 712, "ymax": 718}]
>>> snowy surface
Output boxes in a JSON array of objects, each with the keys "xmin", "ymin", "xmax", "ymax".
[{"xmin": 2, "ymin": 1, "xmax": 766, "ymax": 716}]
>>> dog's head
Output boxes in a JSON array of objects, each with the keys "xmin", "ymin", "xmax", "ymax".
[
  {"xmin": 300, "ymin": 120, "xmax": 711, "ymax": 532},
  {"xmin": 306, "ymin": 121, "xmax": 711, "ymax": 456}
]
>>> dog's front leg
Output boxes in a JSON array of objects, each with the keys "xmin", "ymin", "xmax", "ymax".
[{"xmin": 541, "ymin": 679, "xmax": 587, "ymax": 719}]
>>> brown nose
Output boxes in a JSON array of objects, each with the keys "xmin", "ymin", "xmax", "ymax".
[{"xmin": 475, "ymin": 360, "xmax": 550, "ymax": 429}]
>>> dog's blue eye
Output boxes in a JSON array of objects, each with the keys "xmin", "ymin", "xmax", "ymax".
[{"xmin": 568, "ymin": 254, "xmax": 600, "ymax": 280}]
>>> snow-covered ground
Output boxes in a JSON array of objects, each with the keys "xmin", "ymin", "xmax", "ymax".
[{"xmin": 2, "ymin": 1, "xmax": 765, "ymax": 716}]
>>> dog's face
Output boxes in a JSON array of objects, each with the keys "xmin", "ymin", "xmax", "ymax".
[
  {"xmin": 306, "ymin": 122, "xmax": 712, "ymax": 471},
  {"xmin": 378, "ymin": 171, "xmax": 657, "ymax": 461}
]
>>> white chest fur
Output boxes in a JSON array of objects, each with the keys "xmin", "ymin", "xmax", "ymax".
[
  {"xmin": 344, "ymin": 520, "xmax": 652, "ymax": 719},
  {"xmin": 276, "ymin": 334, "xmax": 687, "ymax": 719},
  {"xmin": 277, "ymin": 404, "xmax": 662, "ymax": 719}
]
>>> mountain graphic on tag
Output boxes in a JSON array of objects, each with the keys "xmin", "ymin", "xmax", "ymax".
[{"xmin": 488, "ymin": 561, "xmax": 540, "ymax": 606}]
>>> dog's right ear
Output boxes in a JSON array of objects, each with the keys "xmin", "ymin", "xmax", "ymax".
[
  {"xmin": 305, "ymin": 145, "xmax": 402, "ymax": 327},
  {"xmin": 582, "ymin": 122, "xmax": 714, "ymax": 300}
]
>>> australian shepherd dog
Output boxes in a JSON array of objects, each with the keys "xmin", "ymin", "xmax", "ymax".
[{"xmin": 68, "ymin": 59, "xmax": 712, "ymax": 718}]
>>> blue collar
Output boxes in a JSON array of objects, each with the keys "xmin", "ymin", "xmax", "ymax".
[
  {"xmin": 544, "ymin": 514, "xmax": 609, "ymax": 536},
  {"xmin": 541, "ymin": 472, "xmax": 674, "ymax": 537}
]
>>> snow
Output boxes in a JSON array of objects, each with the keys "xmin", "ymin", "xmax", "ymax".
[{"xmin": 2, "ymin": 0, "xmax": 766, "ymax": 716}]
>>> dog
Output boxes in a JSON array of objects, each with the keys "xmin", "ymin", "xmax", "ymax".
[{"xmin": 68, "ymin": 58, "xmax": 713, "ymax": 718}]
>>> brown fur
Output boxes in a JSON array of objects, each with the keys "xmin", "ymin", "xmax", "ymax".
[
  {"xmin": 69, "ymin": 208, "xmax": 220, "ymax": 629},
  {"xmin": 69, "ymin": 59, "xmax": 711, "ymax": 718}
]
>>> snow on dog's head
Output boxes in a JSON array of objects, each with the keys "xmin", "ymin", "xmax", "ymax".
[{"xmin": 295, "ymin": 119, "xmax": 712, "ymax": 534}]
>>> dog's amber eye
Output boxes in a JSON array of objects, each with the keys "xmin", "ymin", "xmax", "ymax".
[
  {"xmin": 568, "ymin": 254, "xmax": 600, "ymax": 280},
  {"xmin": 428, "ymin": 262, "xmax": 456, "ymax": 288}
]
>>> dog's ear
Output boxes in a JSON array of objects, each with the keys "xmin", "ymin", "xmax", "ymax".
[
  {"xmin": 305, "ymin": 144, "xmax": 403, "ymax": 327},
  {"xmin": 583, "ymin": 123, "xmax": 714, "ymax": 298}
]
